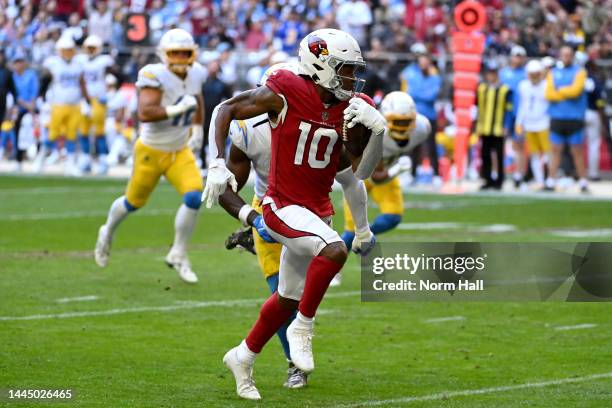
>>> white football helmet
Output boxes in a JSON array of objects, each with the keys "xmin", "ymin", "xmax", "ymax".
[
  {"xmin": 83, "ymin": 35, "xmax": 103, "ymax": 56},
  {"xmin": 298, "ymin": 29, "xmax": 365, "ymax": 101},
  {"xmin": 259, "ymin": 62, "xmax": 301, "ymax": 87},
  {"xmin": 158, "ymin": 29, "xmax": 197, "ymax": 75},
  {"xmin": 381, "ymin": 91, "xmax": 417, "ymax": 142},
  {"xmin": 55, "ymin": 35, "xmax": 76, "ymax": 60}
]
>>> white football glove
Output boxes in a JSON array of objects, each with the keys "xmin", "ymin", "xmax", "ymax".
[
  {"xmin": 387, "ymin": 156, "xmax": 412, "ymax": 178},
  {"xmin": 165, "ymin": 94, "xmax": 198, "ymax": 118},
  {"xmin": 343, "ymin": 97, "xmax": 386, "ymax": 135},
  {"xmin": 352, "ymin": 229, "xmax": 376, "ymax": 256},
  {"xmin": 202, "ymin": 158, "xmax": 238, "ymax": 208},
  {"xmin": 188, "ymin": 125, "xmax": 203, "ymax": 153},
  {"xmin": 80, "ymin": 100, "xmax": 91, "ymax": 116}
]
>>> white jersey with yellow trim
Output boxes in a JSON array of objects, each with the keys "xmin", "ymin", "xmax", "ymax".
[
  {"xmin": 77, "ymin": 53, "xmax": 114, "ymax": 100},
  {"xmin": 228, "ymin": 113, "xmax": 271, "ymax": 200},
  {"xmin": 382, "ymin": 113, "xmax": 430, "ymax": 167},
  {"xmin": 135, "ymin": 62, "xmax": 206, "ymax": 152},
  {"xmin": 43, "ymin": 55, "xmax": 84, "ymax": 105}
]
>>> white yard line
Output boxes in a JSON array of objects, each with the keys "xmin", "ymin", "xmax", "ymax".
[
  {"xmin": 0, "ymin": 291, "xmax": 360, "ymax": 322},
  {"xmin": 554, "ymin": 323, "xmax": 598, "ymax": 331},
  {"xmin": 55, "ymin": 295, "xmax": 99, "ymax": 303},
  {"xmin": 424, "ymin": 316, "xmax": 465, "ymax": 323},
  {"xmin": 336, "ymin": 371, "xmax": 612, "ymax": 407},
  {"xmin": 0, "ymin": 209, "xmax": 176, "ymax": 221}
]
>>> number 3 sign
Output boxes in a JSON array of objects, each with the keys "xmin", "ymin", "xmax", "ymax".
[{"xmin": 125, "ymin": 13, "xmax": 150, "ymax": 45}]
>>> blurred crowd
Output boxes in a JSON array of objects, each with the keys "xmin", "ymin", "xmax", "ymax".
[{"xmin": 0, "ymin": 0, "xmax": 611, "ymax": 191}]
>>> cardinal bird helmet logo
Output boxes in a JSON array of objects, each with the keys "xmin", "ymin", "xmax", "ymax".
[{"xmin": 308, "ymin": 36, "xmax": 329, "ymax": 58}]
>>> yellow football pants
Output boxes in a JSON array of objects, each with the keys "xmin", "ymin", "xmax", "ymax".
[
  {"xmin": 252, "ymin": 196, "xmax": 282, "ymax": 278},
  {"xmin": 49, "ymin": 104, "xmax": 81, "ymax": 141},
  {"xmin": 80, "ymin": 99, "xmax": 107, "ymax": 136},
  {"xmin": 125, "ymin": 139, "xmax": 203, "ymax": 208},
  {"xmin": 525, "ymin": 130, "xmax": 550, "ymax": 155}
]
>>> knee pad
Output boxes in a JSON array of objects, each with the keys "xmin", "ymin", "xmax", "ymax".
[
  {"xmin": 123, "ymin": 198, "xmax": 139, "ymax": 212},
  {"xmin": 183, "ymin": 190, "xmax": 202, "ymax": 210},
  {"xmin": 95, "ymin": 137, "xmax": 109, "ymax": 155}
]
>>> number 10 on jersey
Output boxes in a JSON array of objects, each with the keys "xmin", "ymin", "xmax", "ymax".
[{"xmin": 294, "ymin": 121, "xmax": 338, "ymax": 169}]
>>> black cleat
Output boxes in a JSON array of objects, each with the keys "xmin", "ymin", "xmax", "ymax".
[{"xmin": 225, "ymin": 226, "xmax": 256, "ymax": 255}]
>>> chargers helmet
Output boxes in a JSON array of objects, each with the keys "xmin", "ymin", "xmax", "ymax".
[
  {"xmin": 158, "ymin": 29, "xmax": 197, "ymax": 75},
  {"xmin": 381, "ymin": 92, "xmax": 417, "ymax": 142}
]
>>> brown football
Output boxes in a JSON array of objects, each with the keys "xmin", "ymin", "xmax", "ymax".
[{"xmin": 342, "ymin": 121, "xmax": 371, "ymax": 157}]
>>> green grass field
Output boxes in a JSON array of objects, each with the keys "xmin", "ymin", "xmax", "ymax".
[{"xmin": 1, "ymin": 175, "xmax": 611, "ymax": 407}]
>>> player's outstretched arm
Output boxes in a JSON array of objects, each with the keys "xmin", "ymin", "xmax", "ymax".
[
  {"xmin": 208, "ymin": 86, "xmax": 284, "ymax": 160},
  {"xmin": 203, "ymin": 86, "xmax": 284, "ymax": 208},
  {"xmin": 138, "ymin": 87, "xmax": 197, "ymax": 123},
  {"xmin": 219, "ymin": 145, "xmax": 258, "ymax": 226}
]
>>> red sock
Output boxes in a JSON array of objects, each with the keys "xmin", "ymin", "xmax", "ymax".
[
  {"xmin": 245, "ymin": 292, "xmax": 294, "ymax": 353},
  {"xmin": 299, "ymin": 255, "xmax": 343, "ymax": 318}
]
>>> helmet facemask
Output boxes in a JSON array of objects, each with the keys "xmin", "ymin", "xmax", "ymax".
[
  {"xmin": 386, "ymin": 114, "xmax": 416, "ymax": 145},
  {"xmin": 161, "ymin": 48, "xmax": 196, "ymax": 75},
  {"xmin": 326, "ymin": 57, "xmax": 366, "ymax": 101}
]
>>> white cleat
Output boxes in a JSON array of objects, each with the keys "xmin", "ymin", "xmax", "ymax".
[
  {"xmin": 94, "ymin": 225, "xmax": 111, "ymax": 267},
  {"xmin": 286, "ymin": 319, "xmax": 315, "ymax": 373},
  {"xmin": 223, "ymin": 346, "xmax": 261, "ymax": 401},
  {"xmin": 165, "ymin": 248, "xmax": 198, "ymax": 284},
  {"xmin": 329, "ymin": 272, "xmax": 342, "ymax": 287}
]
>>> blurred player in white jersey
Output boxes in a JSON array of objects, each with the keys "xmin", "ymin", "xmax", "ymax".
[
  {"xmin": 36, "ymin": 36, "xmax": 87, "ymax": 175},
  {"xmin": 218, "ymin": 63, "xmax": 375, "ymax": 389},
  {"xmin": 76, "ymin": 35, "xmax": 115, "ymax": 174},
  {"xmin": 94, "ymin": 29, "xmax": 206, "ymax": 283},
  {"xmin": 340, "ymin": 91, "xmax": 430, "ymax": 253},
  {"xmin": 515, "ymin": 60, "xmax": 549, "ymax": 187},
  {"xmin": 104, "ymin": 74, "xmax": 131, "ymax": 167}
]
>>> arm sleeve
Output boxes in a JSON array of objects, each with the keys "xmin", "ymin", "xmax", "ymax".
[
  {"xmin": 353, "ymin": 94, "xmax": 384, "ymax": 180},
  {"xmin": 207, "ymin": 103, "xmax": 223, "ymax": 159},
  {"xmin": 335, "ymin": 167, "xmax": 370, "ymax": 235}
]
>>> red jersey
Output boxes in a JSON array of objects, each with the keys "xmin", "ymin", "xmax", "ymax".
[{"xmin": 265, "ymin": 69, "xmax": 373, "ymax": 217}]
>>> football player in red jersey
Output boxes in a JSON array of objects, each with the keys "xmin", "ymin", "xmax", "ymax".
[{"xmin": 202, "ymin": 29, "xmax": 386, "ymax": 400}]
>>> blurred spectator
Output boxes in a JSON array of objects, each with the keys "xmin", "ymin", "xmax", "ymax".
[
  {"xmin": 217, "ymin": 43, "xmax": 238, "ymax": 85},
  {"xmin": 520, "ymin": 24, "xmax": 541, "ymax": 57},
  {"xmin": 63, "ymin": 12, "xmax": 86, "ymax": 44},
  {"xmin": 476, "ymin": 62, "xmax": 513, "ymax": 190},
  {"xmin": 274, "ymin": 8, "xmax": 307, "ymax": 54},
  {"xmin": 11, "ymin": 50, "xmax": 38, "ymax": 167},
  {"xmin": 584, "ymin": 60, "xmax": 608, "ymax": 181},
  {"xmin": 0, "ymin": 51, "xmax": 18, "ymax": 134},
  {"xmin": 400, "ymin": 44, "xmax": 442, "ymax": 178},
  {"xmin": 544, "ymin": 45, "xmax": 588, "ymax": 192},
  {"xmin": 88, "ymin": 0, "xmax": 113, "ymax": 45},
  {"xmin": 563, "ymin": 15, "xmax": 586, "ymax": 51},
  {"xmin": 201, "ymin": 59, "xmax": 232, "ymax": 168},
  {"xmin": 500, "ymin": 45, "xmax": 527, "ymax": 187},
  {"xmin": 336, "ymin": 0, "xmax": 373, "ymax": 48}
]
